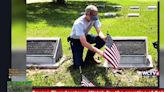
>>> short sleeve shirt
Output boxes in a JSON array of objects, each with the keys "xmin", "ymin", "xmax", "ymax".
[{"xmin": 70, "ymin": 15, "xmax": 101, "ymax": 39}]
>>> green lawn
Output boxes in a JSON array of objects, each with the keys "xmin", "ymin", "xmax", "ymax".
[{"xmin": 26, "ymin": 0, "xmax": 158, "ymax": 87}]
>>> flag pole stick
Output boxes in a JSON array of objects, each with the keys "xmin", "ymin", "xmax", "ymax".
[
  {"xmin": 79, "ymin": 66, "xmax": 83, "ymax": 87},
  {"xmin": 105, "ymin": 67, "xmax": 108, "ymax": 73},
  {"xmin": 79, "ymin": 66, "xmax": 82, "ymax": 74}
]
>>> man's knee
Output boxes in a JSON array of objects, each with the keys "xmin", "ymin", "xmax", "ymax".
[{"xmin": 96, "ymin": 36, "xmax": 105, "ymax": 48}]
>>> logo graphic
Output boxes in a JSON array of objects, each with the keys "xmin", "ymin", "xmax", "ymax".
[{"xmin": 139, "ymin": 70, "xmax": 159, "ymax": 76}]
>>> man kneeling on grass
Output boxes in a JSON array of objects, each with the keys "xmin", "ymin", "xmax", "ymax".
[{"xmin": 68, "ymin": 5, "xmax": 106, "ymax": 69}]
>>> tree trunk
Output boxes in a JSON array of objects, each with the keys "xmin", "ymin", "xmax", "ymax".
[{"xmin": 57, "ymin": 0, "xmax": 65, "ymax": 4}]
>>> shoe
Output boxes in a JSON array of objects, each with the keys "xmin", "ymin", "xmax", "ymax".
[
  {"xmin": 92, "ymin": 55, "xmax": 102, "ymax": 64},
  {"xmin": 93, "ymin": 58, "xmax": 102, "ymax": 64}
]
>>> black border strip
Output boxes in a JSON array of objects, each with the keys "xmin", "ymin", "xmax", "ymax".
[
  {"xmin": 158, "ymin": 0, "xmax": 160, "ymax": 88},
  {"xmin": 0, "ymin": 0, "xmax": 11, "ymax": 91}
]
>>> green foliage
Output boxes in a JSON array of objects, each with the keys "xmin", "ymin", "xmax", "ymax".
[
  {"xmin": 7, "ymin": 81, "xmax": 32, "ymax": 92},
  {"xmin": 26, "ymin": 0, "xmax": 158, "ymax": 87}
]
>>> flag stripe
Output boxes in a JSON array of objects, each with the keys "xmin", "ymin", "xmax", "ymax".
[
  {"xmin": 106, "ymin": 47, "xmax": 119, "ymax": 64},
  {"xmin": 89, "ymin": 83, "xmax": 94, "ymax": 86},
  {"xmin": 113, "ymin": 44, "xmax": 120, "ymax": 59},
  {"xmin": 104, "ymin": 53, "xmax": 117, "ymax": 68},
  {"xmin": 81, "ymin": 75, "xmax": 95, "ymax": 87},
  {"xmin": 104, "ymin": 56, "xmax": 117, "ymax": 69},
  {"xmin": 104, "ymin": 54, "xmax": 118, "ymax": 68},
  {"xmin": 104, "ymin": 48, "xmax": 118, "ymax": 68},
  {"xmin": 105, "ymin": 46, "xmax": 119, "ymax": 63},
  {"xmin": 104, "ymin": 50, "xmax": 118, "ymax": 67},
  {"xmin": 113, "ymin": 44, "xmax": 120, "ymax": 60},
  {"xmin": 104, "ymin": 49, "xmax": 118, "ymax": 65},
  {"xmin": 104, "ymin": 34, "xmax": 120, "ymax": 69},
  {"xmin": 81, "ymin": 79, "xmax": 94, "ymax": 87},
  {"xmin": 111, "ymin": 45, "xmax": 120, "ymax": 61},
  {"xmin": 112, "ymin": 46, "xmax": 120, "ymax": 62},
  {"xmin": 104, "ymin": 44, "xmax": 120, "ymax": 68},
  {"xmin": 107, "ymin": 45, "xmax": 119, "ymax": 60},
  {"xmin": 104, "ymin": 52, "xmax": 118, "ymax": 68},
  {"xmin": 82, "ymin": 79, "xmax": 90, "ymax": 86},
  {"xmin": 114, "ymin": 44, "xmax": 120, "ymax": 55},
  {"xmin": 81, "ymin": 80, "xmax": 89, "ymax": 86}
]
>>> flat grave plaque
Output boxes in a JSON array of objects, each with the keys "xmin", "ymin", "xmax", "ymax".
[
  {"xmin": 147, "ymin": 6, "xmax": 157, "ymax": 10},
  {"xmin": 128, "ymin": 13, "xmax": 140, "ymax": 17},
  {"xmin": 104, "ymin": 13, "xmax": 117, "ymax": 18},
  {"xmin": 112, "ymin": 5, "xmax": 122, "ymax": 10},
  {"xmin": 129, "ymin": 6, "xmax": 140, "ymax": 10}
]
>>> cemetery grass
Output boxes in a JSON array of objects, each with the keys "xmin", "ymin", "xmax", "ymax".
[{"xmin": 26, "ymin": 0, "xmax": 158, "ymax": 87}]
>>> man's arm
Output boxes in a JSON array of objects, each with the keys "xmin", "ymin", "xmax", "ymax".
[
  {"xmin": 79, "ymin": 35, "xmax": 104, "ymax": 56},
  {"xmin": 96, "ymin": 28, "xmax": 106, "ymax": 41}
]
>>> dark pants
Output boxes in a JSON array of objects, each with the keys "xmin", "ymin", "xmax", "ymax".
[{"xmin": 69, "ymin": 34, "xmax": 105, "ymax": 69}]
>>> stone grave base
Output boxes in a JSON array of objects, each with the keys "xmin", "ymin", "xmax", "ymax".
[
  {"xmin": 26, "ymin": 56, "xmax": 69, "ymax": 69},
  {"xmin": 98, "ymin": 55, "xmax": 153, "ymax": 69},
  {"xmin": 98, "ymin": 37, "xmax": 154, "ymax": 69}
]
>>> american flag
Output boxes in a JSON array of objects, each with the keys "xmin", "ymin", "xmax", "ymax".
[
  {"xmin": 81, "ymin": 74, "xmax": 95, "ymax": 87},
  {"xmin": 103, "ymin": 34, "xmax": 120, "ymax": 69}
]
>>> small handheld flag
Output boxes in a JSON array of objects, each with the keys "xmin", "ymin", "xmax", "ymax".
[
  {"xmin": 103, "ymin": 34, "xmax": 120, "ymax": 69},
  {"xmin": 81, "ymin": 74, "xmax": 95, "ymax": 87},
  {"xmin": 79, "ymin": 66, "xmax": 95, "ymax": 87}
]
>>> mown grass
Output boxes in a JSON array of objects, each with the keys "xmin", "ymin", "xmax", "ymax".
[{"xmin": 26, "ymin": 0, "xmax": 158, "ymax": 87}]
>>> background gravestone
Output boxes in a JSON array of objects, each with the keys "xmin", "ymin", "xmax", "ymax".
[
  {"xmin": 104, "ymin": 13, "xmax": 117, "ymax": 18},
  {"xmin": 147, "ymin": 6, "xmax": 157, "ymax": 10},
  {"xmin": 128, "ymin": 13, "xmax": 140, "ymax": 17},
  {"xmin": 97, "ymin": 4, "xmax": 105, "ymax": 11},
  {"xmin": 26, "ymin": 38, "xmax": 63, "ymax": 68},
  {"xmin": 112, "ymin": 5, "xmax": 122, "ymax": 10},
  {"xmin": 129, "ymin": 6, "xmax": 140, "ymax": 10}
]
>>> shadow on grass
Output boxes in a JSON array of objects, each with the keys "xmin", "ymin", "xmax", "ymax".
[
  {"xmin": 27, "ymin": 1, "xmax": 121, "ymax": 27},
  {"xmin": 67, "ymin": 64, "xmax": 112, "ymax": 87}
]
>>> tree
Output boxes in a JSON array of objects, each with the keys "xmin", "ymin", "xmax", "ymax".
[{"xmin": 57, "ymin": 0, "xmax": 65, "ymax": 4}]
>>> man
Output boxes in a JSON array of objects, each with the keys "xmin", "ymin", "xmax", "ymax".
[{"xmin": 68, "ymin": 5, "xmax": 106, "ymax": 69}]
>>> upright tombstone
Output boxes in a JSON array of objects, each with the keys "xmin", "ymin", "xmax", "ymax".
[
  {"xmin": 26, "ymin": 37, "xmax": 63, "ymax": 68},
  {"xmin": 129, "ymin": 6, "xmax": 140, "ymax": 10},
  {"xmin": 128, "ymin": 13, "xmax": 140, "ymax": 17},
  {"xmin": 103, "ymin": 37, "xmax": 153, "ymax": 69}
]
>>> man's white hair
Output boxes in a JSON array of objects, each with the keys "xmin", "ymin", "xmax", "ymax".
[{"xmin": 85, "ymin": 5, "xmax": 98, "ymax": 14}]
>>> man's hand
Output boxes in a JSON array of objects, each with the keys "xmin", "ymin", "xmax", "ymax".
[{"xmin": 97, "ymin": 49, "xmax": 104, "ymax": 57}]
